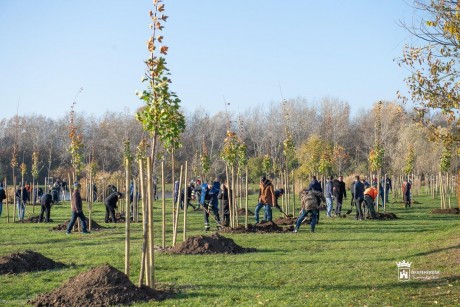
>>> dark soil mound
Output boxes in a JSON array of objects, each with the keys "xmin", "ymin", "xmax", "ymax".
[
  {"xmin": 51, "ymin": 218, "xmax": 106, "ymax": 231},
  {"xmin": 431, "ymin": 208, "xmax": 460, "ymax": 215},
  {"xmin": 15, "ymin": 216, "xmax": 54, "ymax": 223},
  {"xmin": 236, "ymin": 208, "xmax": 254, "ymax": 215},
  {"xmin": 168, "ymin": 233, "xmax": 256, "ymax": 254},
  {"xmin": 373, "ymin": 212, "xmax": 398, "ymax": 220},
  {"xmin": 273, "ymin": 216, "xmax": 296, "ymax": 225},
  {"xmin": 0, "ymin": 250, "xmax": 65, "ymax": 274},
  {"xmin": 221, "ymin": 220, "xmax": 294, "ymax": 234},
  {"xmin": 29, "ymin": 264, "xmax": 170, "ymax": 306}
]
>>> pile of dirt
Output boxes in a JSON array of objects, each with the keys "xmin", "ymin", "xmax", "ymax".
[
  {"xmin": 221, "ymin": 221, "xmax": 294, "ymax": 234},
  {"xmin": 273, "ymin": 216, "xmax": 296, "ymax": 225},
  {"xmin": 431, "ymin": 208, "xmax": 460, "ymax": 215},
  {"xmin": 51, "ymin": 218, "xmax": 106, "ymax": 231},
  {"xmin": 15, "ymin": 216, "xmax": 54, "ymax": 223},
  {"xmin": 168, "ymin": 233, "xmax": 256, "ymax": 254},
  {"xmin": 373, "ymin": 212, "xmax": 398, "ymax": 220},
  {"xmin": 0, "ymin": 250, "xmax": 65, "ymax": 274},
  {"xmin": 236, "ymin": 208, "xmax": 254, "ymax": 215},
  {"xmin": 29, "ymin": 264, "xmax": 170, "ymax": 306}
]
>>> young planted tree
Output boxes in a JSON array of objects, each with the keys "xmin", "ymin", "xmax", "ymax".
[
  {"xmin": 123, "ymin": 139, "xmax": 133, "ymax": 276},
  {"xmin": 200, "ymin": 141, "xmax": 211, "ymax": 181},
  {"xmin": 135, "ymin": 0, "xmax": 185, "ymax": 287},
  {"xmin": 68, "ymin": 101, "xmax": 85, "ymax": 182},
  {"xmin": 369, "ymin": 101, "xmax": 384, "ymax": 210},
  {"xmin": 31, "ymin": 151, "xmax": 40, "ymax": 213},
  {"xmin": 221, "ymin": 131, "xmax": 246, "ymax": 228},
  {"xmin": 283, "ymin": 129, "xmax": 296, "ymax": 216},
  {"xmin": 87, "ymin": 153, "xmax": 97, "ymax": 231},
  {"xmin": 19, "ymin": 162, "xmax": 26, "ymax": 220},
  {"xmin": 439, "ymin": 141, "xmax": 452, "ymax": 209}
]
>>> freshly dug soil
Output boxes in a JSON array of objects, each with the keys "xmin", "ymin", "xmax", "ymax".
[
  {"xmin": 236, "ymin": 208, "xmax": 254, "ymax": 216},
  {"xmin": 29, "ymin": 264, "xmax": 170, "ymax": 306},
  {"xmin": 15, "ymin": 216, "xmax": 54, "ymax": 223},
  {"xmin": 221, "ymin": 220, "xmax": 294, "ymax": 234},
  {"xmin": 273, "ymin": 216, "xmax": 296, "ymax": 225},
  {"xmin": 371, "ymin": 212, "xmax": 398, "ymax": 220},
  {"xmin": 168, "ymin": 233, "xmax": 256, "ymax": 254},
  {"xmin": 0, "ymin": 250, "xmax": 65, "ymax": 275},
  {"xmin": 431, "ymin": 208, "xmax": 460, "ymax": 215},
  {"xmin": 51, "ymin": 218, "xmax": 106, "ymax": 231}
]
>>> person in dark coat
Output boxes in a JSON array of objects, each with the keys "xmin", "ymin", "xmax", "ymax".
[
  {"xmin": 66, "ymin": 182, "xmax": 89, "ymax": 234},
  {"xmin": 307, "ymin": 176, "xmax": 323, "ymax": 193},
  {"xmin": 180, "ymin": 182, "xmax": 197, "ymax": 210},
  {"xmin": 15, "ymin": 185, "xmax": 29, "ymax": 221},
  {"xmin": 273, "ymin": 188, "xmax": 285, "ymax": 215},
  {"xmin": 218, "ymin": 183, "xmax": 232, "ymax": 226},
  {"xmin": 403, "ymin": 180, "xmax": 412, "ymax": 208},
  {"xmin": 105, "ymin": 191, "xmax": 122, "ymax": 223},
  {"xmin": 200, "ymin": 180, "xmax": 221, "ymax": 231},
  {"xmin": 333, "ymin": 176, "xmax": 347, "ymax": 216},
  {"xmin": 353, "ymin": 176, "xmax": 365, "ymax": 220},
  {"xmin": 39, "ymin": 191, "xmax": 53, "ymax": 223}
]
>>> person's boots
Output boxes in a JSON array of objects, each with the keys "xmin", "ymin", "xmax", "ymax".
[{"xmin": 204, "ymin": 223, "xmax": 210, "ymax": 231}]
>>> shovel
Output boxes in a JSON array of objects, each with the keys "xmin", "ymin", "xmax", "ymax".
[{"xmin": 274, "ymin": 204, "xmax": 289, "ymax": 218}]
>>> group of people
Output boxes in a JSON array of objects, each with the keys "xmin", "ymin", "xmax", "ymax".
[{"xmin": 252, "ymin": 174, "xmax": 406, "ymax": 234}]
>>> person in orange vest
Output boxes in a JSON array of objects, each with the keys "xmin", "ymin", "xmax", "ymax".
[{"xmin": 363, "ymin": 182, "xmax": 378, "ymax": 219}]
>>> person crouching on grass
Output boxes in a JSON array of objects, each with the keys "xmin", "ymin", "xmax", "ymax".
[
  {"xmin": 66, "ymin": 182, "xmax": 90, "ymax": 235},
  {"xmin": 363, "ymin": 183, "xmax": 378, "ymax": 219},
  {"xmin": 293, "ymin": 189, "xmax": 325, "ymax": 233},
  {"xmin": 105, "ymin": 191, "xmax": 122, "ymax": 223}
]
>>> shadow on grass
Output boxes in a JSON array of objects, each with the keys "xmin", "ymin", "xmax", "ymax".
[
  {"xmin": 410, "ymin": 244, "xmax": 460, "ymax": 257},
  {"xmin": 317, "ymin": 275, "xmax": 460, "ymax": 291}
]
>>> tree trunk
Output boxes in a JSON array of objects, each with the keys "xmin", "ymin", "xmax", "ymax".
[
  {"xmin": 161, "ymin": 161, "xmax": 166, "ymax": 248},
  {"xmin": 146, "ymin": 157, "xmax": 154, "ymax": 287},
  {"xmin": 183, "ymin": 161, "xmax": 188, "ymax": 242},
  {"xmin": 172, "ymin": 165, "xmax": 183, "ymax": 246},
  {"xmin": 124, "ymin": 158, "xmax": 131, "ymax": 276},
  {"xmin": 5, "ymin": 179, "xmax": 10, "ymax": 223},
  {"xmin": 245, "ymin": 166, "xmax": 248, "ymax": 229},
  {"xmin": 138, "ymin": 158, "xmax": 148, "ymax": 287}
]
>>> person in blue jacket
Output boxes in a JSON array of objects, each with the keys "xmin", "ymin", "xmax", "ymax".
[{"xmin": 200, "ymin": 179, "xmax": 222, "ymax": 231}]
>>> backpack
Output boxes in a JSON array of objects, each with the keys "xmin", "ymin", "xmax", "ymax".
[
  {"xmin": 0, "ymin": 189, "xmax": 6, "ymax": 201},
  {"xmin": 300, "ymin": 190, "xmax": 318, "ymax": 210}
]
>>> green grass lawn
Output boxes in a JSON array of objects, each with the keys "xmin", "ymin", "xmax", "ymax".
[{"xmin": 0, "ymin": 193, "xmax": 459, "ymax": 306}]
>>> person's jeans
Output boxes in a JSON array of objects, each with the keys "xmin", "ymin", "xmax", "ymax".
[
  {"xmin": 355, "ymin": 197, "xmax": 364, "ymax": 220},
  {"xmin": 364, "ymin": 195, "xmax": 377, "ymax": 219},
  {"xmin": 295, "ymin": 209, "xmax": 318, "ymax": 232},
  {"xmin": 335, "ymin": 200, "xmax": 342, "ymax": 215},
  {"xmin": 264, "ymin": 204, "xmax": 273, "ymax": 222},
  {"xmin": 0, "ymin": 201, "xmax": 2, "ymax": 217},
  {"xmin": 254, "ymin": 202, "xmax": 265, "ymax": 223},
  {"xmin": 326, "ymin": 198, "xmax": 333, "ymax": 217},
  {"xmin": 385, "ymin": 189, "xmax": 390, "ymax": 202},
  {"xmin": 67, "ymin": 211, "xmax": 88, "ymax": 233},
  {"xmin": 17, "ymin": 201, "xmax": 25, "ymax": 220}
]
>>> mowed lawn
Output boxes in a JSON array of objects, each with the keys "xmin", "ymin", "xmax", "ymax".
[{"xmin": 0, "ymin": 192, "xmax": 459, "ymax": 306}]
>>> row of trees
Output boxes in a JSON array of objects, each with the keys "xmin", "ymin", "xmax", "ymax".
[{"xmin": 0, "ymin": 98, "xmax": 458, "ymax": 183}]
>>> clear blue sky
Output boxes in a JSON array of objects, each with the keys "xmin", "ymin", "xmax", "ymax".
[{"xmin": 0, "ymin": 0, "xmax": 418, "ymax": 119}]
